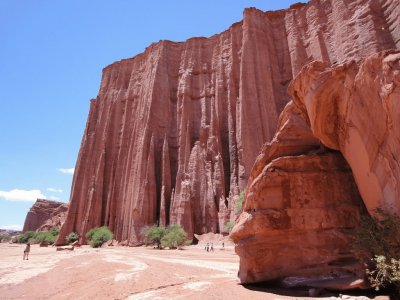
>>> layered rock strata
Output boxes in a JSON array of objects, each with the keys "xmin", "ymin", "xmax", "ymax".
[
  {"xmin": 23, "ymin": 199, "xmax": 68, "ymax": 232},
  {"xmin": 231, "ymin": 50, "xmax": 400, "ymax": 287},
  {"xmin": 58, "ymin": 0, "xmax": 400, "ymax": 245}
]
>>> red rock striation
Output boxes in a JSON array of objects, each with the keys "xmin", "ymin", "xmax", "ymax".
[
  {"xmin": 58, "ymin": 0, "xmax": 400, "ymax": 245},
  {"xmin": 23, "ymin": 199, "xmax": 68, "ymax": 232},
  {"xmin": 231, "ymin": 50, "xmax": 400, "ymax": 287}
]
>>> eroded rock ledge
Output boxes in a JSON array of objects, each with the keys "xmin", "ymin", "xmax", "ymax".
[{"xmin": 231, "ymin": 50, "xmax": 400, "ymax": 289}]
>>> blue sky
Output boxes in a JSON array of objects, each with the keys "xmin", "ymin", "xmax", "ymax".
[{"xmin": 0, "ymin": 0, "xmax": 299, "ymax": 230}]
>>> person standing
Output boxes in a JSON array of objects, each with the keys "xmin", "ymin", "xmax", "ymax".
[{"xmin": 23, "ymin": 243, "xmax": 30, "ymax": 260}]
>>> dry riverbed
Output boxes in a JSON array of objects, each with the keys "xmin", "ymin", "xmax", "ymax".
[{"xmin": 0, "ymin": 243, "xmax": 388, "ymax": 299}]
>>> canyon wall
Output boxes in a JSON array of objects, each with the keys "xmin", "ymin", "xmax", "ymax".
[
  {"xmin": 231, "ymin": 50, "xmax": 400, "ymax": 287},
  {"xmin": 23, "ymin": 199, "xmax": 68, "ymax": 232},
  {"xmin": 58, "ymin": 0, "xmax": 400, "ymax": 245}
]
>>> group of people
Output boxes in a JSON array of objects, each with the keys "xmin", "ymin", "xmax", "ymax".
[
  {"xmin": 204, "ymin": 241, "xmax": 224, "ymax": 252},
  {"xmin": 205, "ymin": 242, "xmax": 214, "ymax": 252}
]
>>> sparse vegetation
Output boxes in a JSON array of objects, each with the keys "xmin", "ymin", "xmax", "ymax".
[
  {"xmin": 66, "ymin": 232, "xmax": 79, "ymax": 244},
  {"xmin": 0, "ymin": 234, "xmax": 11, "ymax": 242},
  {"xmin": 161, "ymin": 224, "xmax": 187, "ymax": 249},
  {"xmin": 224, "ymin": 221, "xmax": 235, "ymax": 233},
  {"xmin": 236, "ymin": 190, "xmax": 245, "ymax": 213},
  {"xmin": 16, "ymin": 231, "xmax": 35, "ymax": 243},
  {"xmin": 367, "ymin": 255, "xmax": 400, "ymax": 292},
  {"xmin": 353, "ymin": 208, "xmax": 400, "ymax": 293},
  {"xmin": 144, "ymin": 225, "xmax": 166, "ymax": 249},
  {"xmin": 15, "ymin": 227, "xmax": 59, "ymax": 244},
  {"xmin": 144, "ymin": 224, "xmax": 189, "ymax": 249},
  {"xmin": 85, "ymin": 226, "xmax": 113, "ymax": 248}
]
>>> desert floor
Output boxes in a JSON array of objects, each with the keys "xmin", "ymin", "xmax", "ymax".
[{"xmin": 0, "ymin": 243, "xmax": 384, "ymax": 300}]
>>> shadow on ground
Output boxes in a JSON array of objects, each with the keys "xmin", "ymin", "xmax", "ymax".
[{"xmin": 243, "ymin": 281, "xmax": 397, "ymax": 299}]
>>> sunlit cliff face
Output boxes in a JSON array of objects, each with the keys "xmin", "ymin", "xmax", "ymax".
[{"xmin": 231, "ymin": 50, "xmax": 400, "ymax": 287}]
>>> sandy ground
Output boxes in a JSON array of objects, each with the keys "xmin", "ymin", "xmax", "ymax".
[{"xmin": 0, "ymin": 243, "xmax": 383, "ymax": 300}]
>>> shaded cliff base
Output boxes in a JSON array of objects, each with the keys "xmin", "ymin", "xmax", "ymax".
[{"xmin": 231, "ymin": 50, "xmax": 400, "ymax": 289}]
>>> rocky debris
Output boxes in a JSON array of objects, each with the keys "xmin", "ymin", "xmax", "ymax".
[
  {"xmin": 56, "ymin": 246, "xmax": 75, "ymax": 251},
  {"xmin": 40, "ymin": 241, "xmax": 49, "ymax": 247},
  {"xmin": 58, "ymin": 0, "xmax": 400, "ymax": 245},
  {"xmin": 70, "ymin": 240, "xmax": 81, "ymax": 247},
  {"xmin": 23, "ymin": 199, "xmax": 68, "ymax": 232},
  {"xmin": 231, "ymin": 50, "xmax": 400, "ymax": 288}
]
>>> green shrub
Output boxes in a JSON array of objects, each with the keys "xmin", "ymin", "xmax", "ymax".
[
  {"xmin": 144, "ymin": 224, "xmax": 189, "ymax": 249},
  {"xmin": 236, "ymin": 190, "xmax": 245, "ymax": 213},
  {"xmin": 144, "ymin": 225, "xmax": 167, "ymax": 249},
  {"xmin": 353, "ymin": 208, "xmax": 400, "ymax": 293},
  {"xmin": 49, "ymin": 227, "xmax": 59, "ymax": 237},
  {"xmin": 161, "ymin": 224, "xmax": 187, "ymax": 249},
  {"xmin": 224, "ymin": 221, "xmax": 235, "ymax": 233},
  {"xmin": 66, "ymin": 232, "xmax": 79, "ymax": 244},
  {"xmin": 16, "ymin": 231, "xmax": 36, "ymax": 243},
  {"xmin": 15, "ymin": 229, "xmax": 59, "ymax": 245},
  {"xmin": 34, "ymin": 231, "xmax": 57, "ymax": 244},
  {"xmin": 86, "ymin": 226, "xmax": 113, "ymax": 248},
  {"xmin": 367, "ymin": 255, "xmax": 400, "ymax": 291}
]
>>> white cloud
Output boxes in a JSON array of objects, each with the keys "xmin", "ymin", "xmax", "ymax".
[
  {"xmin": 0, "ymin": 224, "xmax": 22, "ymax": 231},
  {"xmin": 0, "ymin": 189, "xmax": 46, "ymax": 202},
  {"xmin": 47, "ymin": 188, "xmax": 63, "ymax": 193},
  {"xmin": 49, "ymin": 196, "xmax": 61, "ymax": 201},
  {"xmin": 57, "ymin": 168, "xmax": 75, "ymax": 175}
]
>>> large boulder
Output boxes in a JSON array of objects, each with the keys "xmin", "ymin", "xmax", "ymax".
[{"xmin": 231, "ymin": 50, "xmax": 400, "ymax": 289}]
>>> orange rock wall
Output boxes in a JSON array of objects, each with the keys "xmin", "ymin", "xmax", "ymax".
[
  {"xmin": 23, "ymin": 199, "xmax": 68, "ymax": 232},
  {"xmin": 58, "ymin": 0, "xmax": 400, "ymax": 245},
  {"xmin": 290, "ymin": 50, "xmax": 400, "ymax": 217}
]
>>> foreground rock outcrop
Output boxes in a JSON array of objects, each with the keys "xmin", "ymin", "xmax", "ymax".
[
  {"xmin": 231, "ymin": 50, "xmax": 400, "ymax": 288},
  {"xmin": 58, "ymin": 0, "xmax": 400, "ymax": 245},
  {"xmin": 23, "ymin": 199, "xmax": 68, "ymax": 232}
]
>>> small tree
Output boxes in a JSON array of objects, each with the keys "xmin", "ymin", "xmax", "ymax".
[
  {"xmin": 66, "ymin": 232, "xmax": 79, "ymax": 244},
  {"xmin": 224, "ymin": 221, "xmax": 235, "ymax": 233},
  {"xmin": 16, "ymin": 231, "xmax": 36, "ymax": 243},
  {"xmin": 86, "ymin": 226, "xmax": 113, "ymax": 248},
  {"xmin": 367, "ymin": 255, "xmax": 400, "ymax": 291},
  {"xmin": 353, "ymin": 208, "xmax": 400, "ymax": 293},
  {"xmin": 144, "ymin": 225, "xmax": 167, "ymax": 249},
  {"xmin": 49, "ymin": 227, "xmax": 59, "ymax": 237},
  {"xmin": 161, "ymin": 224, "xmax": 187, "ymax": 249},
  {"xmin": 236, "ymin": 190, "xmax": 245, "ymax": 213}
]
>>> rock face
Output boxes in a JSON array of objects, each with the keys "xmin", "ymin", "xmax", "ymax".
[
  {"xmin": 58, "ymin": 0, "xmax": 400, "ymax": 245},
  {"xmin": 231, "ymin": 50, "xmax": 400, "ymax": 287},
  {"xmin": 289, "ymin": 50, "xmax": 400, "ymax": 217},
  {"xmin": 23, "ymin": 199, "xmax": 68, "ymax": 232}
]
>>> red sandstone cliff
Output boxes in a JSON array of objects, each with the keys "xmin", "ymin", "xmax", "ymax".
[
  {"xmin": 231, "ymin": 50, "xmax": 400, "ymax": 288},
  {"xmin": 23, "ymin": 199, "xmax": 68, "ymax": 232},
  {"xmin": 58, "ymin": 0, "xmax": 400, "ymax": 245}
]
